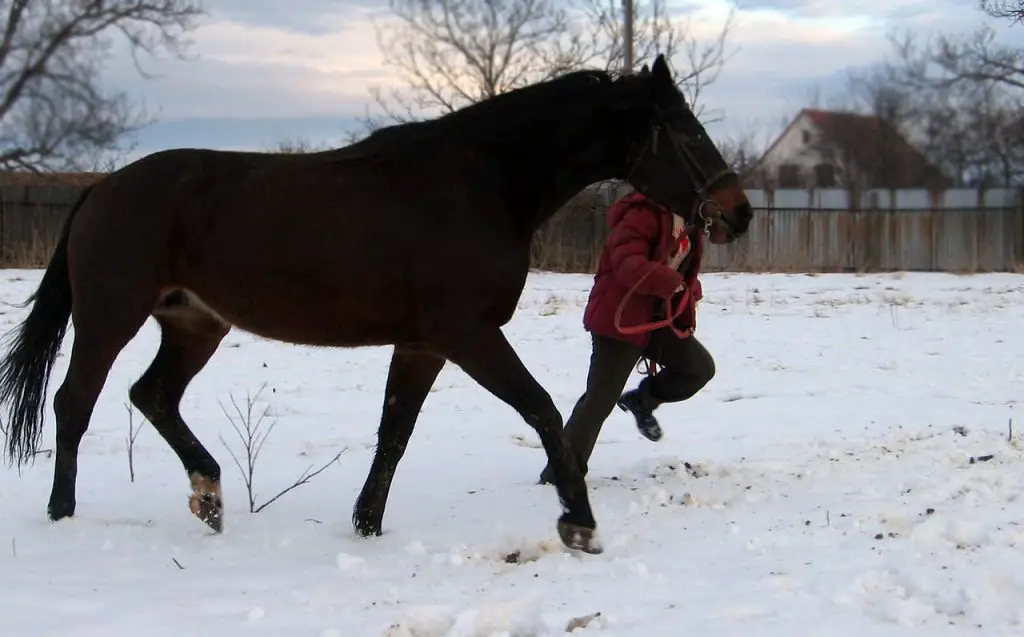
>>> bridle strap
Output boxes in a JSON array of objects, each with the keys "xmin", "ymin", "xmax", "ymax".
[{"xmin": 625, "ymin": 118, "xmax": 737, "ymax": 233}]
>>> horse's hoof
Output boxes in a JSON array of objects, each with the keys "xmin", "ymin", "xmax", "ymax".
[
  {"xmin": 352, "ymin": 510, "xmax": 383, "ymax": 538},
  {"xmin": 557, "ymin": 520, "xmax": 603, "ymax": 554},
  {"xmin": 188, "ymin": 473, "xmax": 223, "ymax": 533},
  {"xmin": 190, "ymin": 492, "xmax": 223, "ymax": 533},
  {"xmin": 47, "ymin": 499, "xmax": 76, "ymax": 522}
]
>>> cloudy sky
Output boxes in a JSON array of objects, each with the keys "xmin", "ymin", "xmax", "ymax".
[{"xmin": 102, "ymin": 0, "xmax": 1016, "ymax": 161}]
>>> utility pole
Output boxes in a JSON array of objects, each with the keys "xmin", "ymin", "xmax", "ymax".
[{"xmin": 622, "ymin": 0, "xmax": 634, "ymax": 73}]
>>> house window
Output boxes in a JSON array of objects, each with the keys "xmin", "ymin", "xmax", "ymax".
[
  {"xmin": 777, "ymin": 164, "xmax": 801, "ymax": 188},
  {"xmin": 801, "ymin": 130, "xmax": 811, "ymax": 144},
  {"xmin": 813, "ymin": 163, "xmax": 836, "ymax": 188}
]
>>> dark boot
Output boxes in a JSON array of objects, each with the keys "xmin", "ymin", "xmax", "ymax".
[{"xmin": 617, "ymin": 382, "xmax": 662, "ymax": 442}]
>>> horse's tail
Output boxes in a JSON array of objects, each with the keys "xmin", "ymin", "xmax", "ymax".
[{"xmin": 0, "ymin": 185, "xmax": 91, "ymax": 467}]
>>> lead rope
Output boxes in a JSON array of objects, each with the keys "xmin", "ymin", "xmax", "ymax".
[
  {"xmin": 635, "ymin": 356, "xmax": 660, "ymax": 378},
  {"xmin": 612, "ymin": 223, "xmax": 707, "ymax": 378}
]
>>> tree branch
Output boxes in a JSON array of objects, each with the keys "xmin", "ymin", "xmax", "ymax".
[
  {"xmin": 0, "ymin": 0, "xmax": 204, "ymax": 172},
  {"xmin": 980, "ymin": 0, "xmax": 1024, "ymax": 25},
  {"xmin": 363, "ymin": 0, "xmax": 738, "ymax": 133}
]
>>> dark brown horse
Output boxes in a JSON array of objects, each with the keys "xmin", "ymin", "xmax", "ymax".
[{"xmin": 0, "ymin": 54, "xmax": 751, "ymax": 554}]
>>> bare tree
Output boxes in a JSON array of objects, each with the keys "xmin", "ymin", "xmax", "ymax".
[
  {"xmin": 717, "ymin": 122, "xmax": 772, "ymax": 186},
  {"xmin": 265, "ymin": 137, "xmax": 332, "ymax": 154},
  {"xmin": 888, "ymin": 25, "xmax": 1023, "ymax": 93},
  {"xmin": 363, "ymin": 0, "xmax": 737, "ymax": 132},
  {"xmin": 368, "ymin": 0, "xmax": 579, "ymax": 124},
  {"xmin": 0, "ymin": 0, "xmax": 205, "ymax": 173},
  {"xmin": 882, "ymin": 15, "xmax": 1024, "ymax": 186},
  {"xmin": 567, "ymin": 0, "xmax": 736, "ymax": 122},
  {"xmin": 981, "ymin": 0, "xmax": 1024, "ymax": 25}
]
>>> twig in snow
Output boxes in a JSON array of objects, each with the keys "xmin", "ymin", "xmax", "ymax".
[
  {"xmin": 218, "ymin": 384, "xmax": 277, "ymax": 513},
  {"xmin": 124, "ymin": 402, "xmax": 143, "ymax": 483},
  {"xmin": 1009, "ymin": 418, "xmax": 1014, "ymax": 444},
  {"xmin": 171, "ymin": 557, "xmax": 185, "ymax": 570},
  {"xmin": 826, "ymin": 509, "xmax": 831, "ymax": 527},
  {"xmin": 218, "ymin": 384, "xmax": 346, "ymax": 513},
  {"xmin": 252, "ymin": 450, "xmax": 345, "ymax": 514}
]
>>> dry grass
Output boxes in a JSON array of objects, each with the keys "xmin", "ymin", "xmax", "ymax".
[{"xmin": 1, "ymin": 233, "xmax": 54, "ymax": 268}]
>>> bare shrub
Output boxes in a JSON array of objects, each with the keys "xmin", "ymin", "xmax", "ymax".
[
  {"xmin": 219, "ymin": 383, "xmax": 344, "ymax": 513},
  {"xmin": 124, "ymin": 402, "xmax": 143, "ymax": 483}
]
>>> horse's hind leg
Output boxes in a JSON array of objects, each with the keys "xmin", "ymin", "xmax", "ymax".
[
  {"xmin": 128, "ymin": 291, "xmax": 229, "ymax": 531},
  {"xmin": 49, "ymin": 298, "xmax": 156, "ymax": 522},
  {"xmin": 352, "ymin": 345, "xmax": 445, "ymax": 537}
]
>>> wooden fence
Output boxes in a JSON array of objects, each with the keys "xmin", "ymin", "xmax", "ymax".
[
  {"xmin": 0, "ymin": 185, "xmax": 80, "ymax": 267},
  {"xmin": 2, "ymin": 183, "xmax": 1023, "ymax": 273},
  {"xmin": 532, "ymin": 185, "xmax": 1024, "ymax": 273}
]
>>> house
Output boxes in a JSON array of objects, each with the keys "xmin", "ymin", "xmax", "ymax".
[{"xmin": 753, "ymin": 108, "xmax": 951, "ymax": 190}]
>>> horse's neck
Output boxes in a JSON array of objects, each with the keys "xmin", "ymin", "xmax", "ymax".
[{"xmin": 491, "ymin": 118, "xmax": 625, "ymax": 233}]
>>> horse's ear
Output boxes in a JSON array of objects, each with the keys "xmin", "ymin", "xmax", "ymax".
[
  {"xmin": 608, "ymin": 61, "xmax": 655, "ymax": 111},
  {"xmin": 651, "ymin": 54, "xmax": 671, "ymax": 85}
]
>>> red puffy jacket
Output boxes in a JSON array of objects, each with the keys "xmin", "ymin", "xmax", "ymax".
[{"xmin": 582, "ymin": 192, "xmax": 704, "ymax": 348}]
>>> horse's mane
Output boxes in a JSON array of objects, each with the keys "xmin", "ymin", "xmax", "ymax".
[{"xmin": 341, "ymin": 69, "xmax": 647, "ymax": 157}]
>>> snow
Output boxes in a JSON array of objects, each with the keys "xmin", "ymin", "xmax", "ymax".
[{"xmin": 1, "ymin": 268, "xmax": 1022, "ymax": 637}]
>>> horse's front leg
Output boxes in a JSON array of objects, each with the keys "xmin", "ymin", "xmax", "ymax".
[{"xmin": 352, "ymin": 346, "xmax": 445, "ymax": 537}]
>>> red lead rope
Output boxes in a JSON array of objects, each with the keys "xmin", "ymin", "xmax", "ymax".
[
  {"xmin": 611, "ymin": 269, "xmax": 693, "ymax": 377},
  {"xmin": 611, "ymin": 224, "xmax": 703, "ymax": 377},
  {"xmin": 612, "ymin": 266, "xmax": 695, "ymax": 340}
]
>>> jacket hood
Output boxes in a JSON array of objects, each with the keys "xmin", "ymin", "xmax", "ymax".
[{"xmin": 607, "ymin": 191, "xmax": 668, "ymax": 228}]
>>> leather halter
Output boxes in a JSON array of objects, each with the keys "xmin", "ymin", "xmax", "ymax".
[{"xmin": 626, "ymin": 107, "xmax": 737, "ymax": 235}]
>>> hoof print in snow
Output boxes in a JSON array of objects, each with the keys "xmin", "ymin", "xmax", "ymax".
[
  {"xmin": 495, "ymin": 540, "xmax": 563, "ymax": 566},
  {"xmin": 683, "ymin": 462, "xmax": 709, "ymax": 479},
  {"xmin": 565, "ymin": 611, "xmax": 602, "ymax": 633}
]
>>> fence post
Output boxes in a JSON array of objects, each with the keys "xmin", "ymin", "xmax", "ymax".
[
  {"xmin": 0, "ymin": 192, "xmax": 5, "ymax": 264},
  {"xmin": 1016, "ymin": 187, "xmax": 1024, "ymax": 270}
]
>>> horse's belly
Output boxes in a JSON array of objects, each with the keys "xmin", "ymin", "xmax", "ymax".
[{"xmin": 179, "ymin": 279, "xmax": 416, "ymax": 348}]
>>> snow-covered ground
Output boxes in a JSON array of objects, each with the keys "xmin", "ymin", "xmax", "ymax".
[{"xmin": 1, "ymin": 268, "xmax": 1022, "ymax": 637}]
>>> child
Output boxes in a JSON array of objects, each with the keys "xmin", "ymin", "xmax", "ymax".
[{"xmin": 539, "ymin": 190, "xmax": 716, "ymax": 484}]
